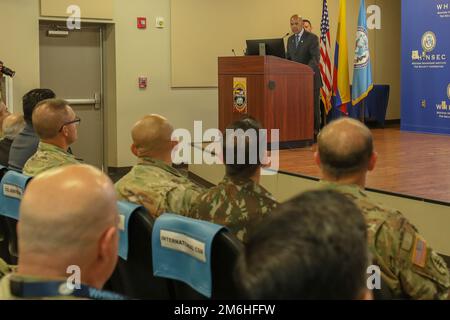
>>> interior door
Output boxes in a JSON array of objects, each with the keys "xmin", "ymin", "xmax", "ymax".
[{"xmin": 39, "ymin": 22, "xmax": 104, "ymax": 169}]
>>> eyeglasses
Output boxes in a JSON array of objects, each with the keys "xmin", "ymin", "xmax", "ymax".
[{"xmin": 59, "ymin": 117, "xmax": 81, "ymax": 132}]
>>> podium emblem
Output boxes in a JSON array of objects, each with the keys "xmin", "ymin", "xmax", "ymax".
[{"xmin": 233, "ymin": 77, "xmax": 248, "ymax": 113}]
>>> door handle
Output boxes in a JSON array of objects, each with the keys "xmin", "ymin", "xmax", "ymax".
[
  {"xmin": 93, "ymin": 92, "xmax": 101, "ymax": 110},
  {"xmin": 65, "ymin": 93, "xmax": 101, "ymax": 110}
]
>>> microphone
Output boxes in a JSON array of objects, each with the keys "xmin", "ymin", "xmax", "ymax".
[
  {"xmin": 282, "ymin": 32, "xmax": 290, "ymax": 38},
  {"xmin": 232, "ymin": 49, "xmax": 237, "ymax": 56}
]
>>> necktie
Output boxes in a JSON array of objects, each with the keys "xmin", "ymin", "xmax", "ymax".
[{"xmin": 295, "ymin": 34, "xmax": 301, "ymax": 47}]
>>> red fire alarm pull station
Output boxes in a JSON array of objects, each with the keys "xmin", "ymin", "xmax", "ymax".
[
  {"xmin": 137, "ymin": 17, "xmax": 147, "ymax": 29},
  {"xmin": 139, "ymin": 77, "xmax": 148, "ymax": 89}
]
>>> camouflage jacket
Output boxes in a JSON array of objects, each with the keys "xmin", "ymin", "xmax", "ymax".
[
  {"xmin": 0, "ymin": 259, "xmax": 12, "ymax": 279},
  {"xmin": 319, "ymin": 181, "xmax": 450, "ymax": 300},
  {"xmin": 23, "ymin": 142, "xmax": 79, "ymax": 177},
  {"xmin": 0, "ymin": 274, "xmax": 126, "ymax": 300},
  {"xmin": 115, "ymin": 157, "xmax": 204, "ymax": 218},
  {"xmin": 190, "ymin": 176, "xmax": 278, "ymax": 242}
]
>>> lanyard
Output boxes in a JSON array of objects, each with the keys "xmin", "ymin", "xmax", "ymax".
[{"xmin": 10, "ymin": 278, "xmax": 127, "ymax": 300}]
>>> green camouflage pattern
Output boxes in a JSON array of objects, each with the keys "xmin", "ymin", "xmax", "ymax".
[
  {"xmin": 0, "ymin": 258, "xmax": 12, "ymax": 280},
  {"xmin": 190, "ymin": 176, "xmax": 278, "ymax": 242},
  {"xmin": 23, "ymin": 142, "xmax": 79, "ymax": 177},
  {"xmin": 319, "ymin": 181, "xmax": 450, "ymax": 300},
  {"xmin": 115, "ymin": 157, "xmax": 204, "ymax": 217}
]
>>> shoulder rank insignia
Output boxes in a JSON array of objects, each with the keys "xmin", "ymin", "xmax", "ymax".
[{"xmin": 431, "ymin": 251, "xmax": 449, "ymax": 275}]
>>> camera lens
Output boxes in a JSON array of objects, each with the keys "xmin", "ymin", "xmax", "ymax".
[{"xmin": 1, "ymin": 66, "xmax": 15, "ymax": 78}]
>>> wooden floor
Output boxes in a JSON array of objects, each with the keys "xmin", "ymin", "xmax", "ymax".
[{"xmin": 278, "ymin": 127, "xmax": 450, "ymax": 203}]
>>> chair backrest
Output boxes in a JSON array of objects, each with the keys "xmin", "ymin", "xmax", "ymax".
[
  {"xmin": 0, "ymin": 213, "xmax": 12, "ymax": 264},
  {"xmin": 152, "ymin": 213, "xmax": 243, "ymax": 299},
  {"xmin": 0, "ymin": 170, "xmax": 32, "ymax": 220},
  {"xmin": 0, "ymin": 170, "xmax": 31, "ymax": 264},
  {"xmin": 117, "ymin": 201, "xmax": 140, "ymax": 261},
  {"xmin": 104, "ymin": 204, "xmax": 174, "ymax": 300}
]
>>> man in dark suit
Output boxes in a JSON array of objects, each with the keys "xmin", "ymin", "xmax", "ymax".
[
  {"xmin": 8, "ymin": 88, "xmax": 55, "ymax": 172},
  {"xmin": 286, "ymin": 14, "xmax": 322, "ymax": 138}
]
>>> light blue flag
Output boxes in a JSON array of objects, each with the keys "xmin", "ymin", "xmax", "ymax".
[{"xmin": 352, "ymin": 0, "xmax": 373, "ymax": 105}]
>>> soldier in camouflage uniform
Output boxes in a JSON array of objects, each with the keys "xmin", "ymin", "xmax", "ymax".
[
  {"xmin": 23, "ymin": 99, "xmax": 80, "ymax": 177},
  {"xmin": 115, "ymin": 114, "xmax": 204, "ymax": 217},
  {"xmin": 190, "ymin": 117, "xmax": 278, "ymax": 242},
  {"xmin": 314, "ymin": 118, "xmax": 450, "ymax": 299},
  {"xmin": 0, "ymin": 165, "xmax": 124, "ymax": 300}
]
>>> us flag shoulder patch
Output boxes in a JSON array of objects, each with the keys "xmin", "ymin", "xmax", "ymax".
[{"xmin": 412, "ymin": 235, "xmax": 427, "ymax": 268}]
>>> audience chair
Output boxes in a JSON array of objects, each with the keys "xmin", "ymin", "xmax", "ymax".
[
  {"xmin": 0, "ymin": 171, "xmax": 32, "ymax": 264},
  {"xmin": 104, "ymin": 202, "xmax": 174, "ymax": 299},
  {"xmin": 152, "ymin": 213, "xmax": 243, "ymax": 300}
]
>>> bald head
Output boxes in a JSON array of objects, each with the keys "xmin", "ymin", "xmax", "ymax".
[
  {"xmin": 32, "ymin": 99, "xmax": 74, "ymax": 140},
  {"xmin": 20, "ymin": 165, "xmax": 117, "ymax": 254},
  {"xmin": 317, "ymin": 118, "xmax": 374, "ymax": 178},
  {"xmin": 290, "ymin": 14, "xmax": 303, "ymax": 22},
  {"xmin": 131, "ymin": 114, "xmax": 174, "ymax": 157},
  {"xmin": 290, "ymin": 14, "xmax": 303, "ymax": 34},
  {"xmin": 2, "ymin": 114, "xmax": 25, "ymax": 139}
]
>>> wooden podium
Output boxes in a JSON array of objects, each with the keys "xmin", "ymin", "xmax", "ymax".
[{"xmin": 218, "ymin": 55, "xmax": 314, "ymax": 146}]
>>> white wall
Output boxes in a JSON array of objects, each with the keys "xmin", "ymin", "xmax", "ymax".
[
  {"xmin": 113, "ymin": 0, "xmax": 218, "ymax": 167},
  {"xmin": 0, "ymin": 0, "xmax": 40, "ymax": 112}
]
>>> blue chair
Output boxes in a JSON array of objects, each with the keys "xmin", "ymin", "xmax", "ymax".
[
  {"xmin": 104, "ymin": 202, "xmax": 174, "ymax": 299},
  {"xmin": 0, "ymin": 171, "xmax": 32, "ymax": 264},
  {"xmin": 152, "ymin": 213, "xmax": 243, "ymax": 299},
  {"xmin": 0, "ymin": 170, "xmax": 32, "ymax": 220},
  {"xmin": 117, "ymin": 201, "xmax": 141, "ymax": 261}
]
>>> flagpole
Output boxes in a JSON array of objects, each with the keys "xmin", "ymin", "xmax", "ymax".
[{"xmin": 360, "ymin": 99, "xmax": 365, "ymax": 124}]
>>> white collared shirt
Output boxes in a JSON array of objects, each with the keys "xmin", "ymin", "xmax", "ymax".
[{"xmin": 295, "ymin": 28, "xmax": 305, "ymax": 47}]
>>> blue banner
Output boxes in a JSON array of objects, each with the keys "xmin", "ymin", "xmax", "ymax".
[
  {"xmin": 401, "ymin": 0, "xmax": 450, "ymax": 135},
  {"xmin": 352, "ymin": 0, "xmax": 373, "ymax": 105}
]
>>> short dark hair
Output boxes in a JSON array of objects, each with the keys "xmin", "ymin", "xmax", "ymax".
[
  {"xmin": 223, "ymin": 116, "xmax": 264, "ymax": 179},
  {"xmin": 23, "ymin": 89, "xmax": 56, "ymax": 123},
  {"xmin": 235, "ymin": 190, "xmax": 369, "ymax": 300},
  {"xmin": 303, "ymin": 19, "xmax": 312, "ymax": 25},
  {"xmin": 317, "ymin": 118, "xmax": 373, "ymax": 178}
]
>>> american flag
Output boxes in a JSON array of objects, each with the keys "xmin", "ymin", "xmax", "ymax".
[{"xmin": 319, "ymin": 0, "xmax": 333, "ymax": 114}]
